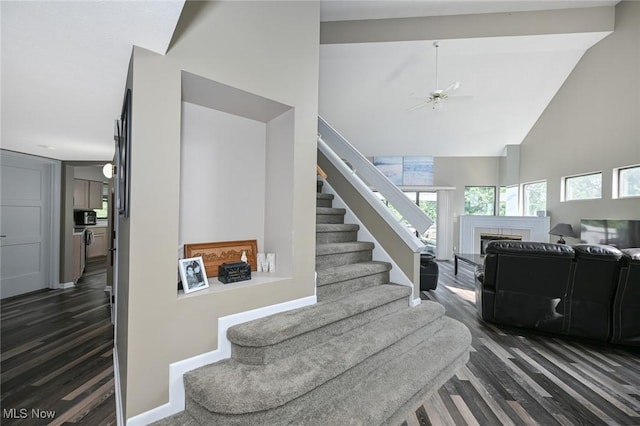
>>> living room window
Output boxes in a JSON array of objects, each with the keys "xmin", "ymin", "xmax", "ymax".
[
  {"xmin": 562, "ymin": 172, "xmax": 602, "ymax": 201},
  {"xmin": 499, "ymin": 185, "xmax": 519, "ymax": 216},
  {"xmin": 523, "ymin": 180, "xmax": 546, "ymax": 216},
  {"xmin": 614, "ymin": 165, "xmax": 640, "ymax": 198},
  {"xmin": 464, "ymin": 186, "xmax": 496, "ymax": 216}
]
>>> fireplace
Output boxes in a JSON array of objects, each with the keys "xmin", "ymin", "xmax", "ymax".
[
  {"xmin": 480, "ymin": 233, "xmax": 522, "ymax": 254},
  {"xmin": 459, "ymin": 216, "xmax": 550, "ymax": 255}
]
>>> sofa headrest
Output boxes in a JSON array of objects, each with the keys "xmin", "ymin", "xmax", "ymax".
[
  {"xmin": 573, "ymin": 244, "xmax": 623, "ymax": 261},
  {"xmin": 622, "ymin": 248, "xmax": 640, "ymax": 264},
  {"xmin": 485, "ymin": 240, "xmax": 575, "ymax": 257}
]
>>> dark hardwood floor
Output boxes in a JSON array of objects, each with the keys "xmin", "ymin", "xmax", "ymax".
[
  {"xmin": 2, "ymin": 257, "xmax": 639, "ymax": 425},
  {"xmin": 404, "ymin": 261, "xmax": 640, "ymax": 426},
  {"xmin": 1, "ymin": 257, "xmax": 116, "ymax": 426}
]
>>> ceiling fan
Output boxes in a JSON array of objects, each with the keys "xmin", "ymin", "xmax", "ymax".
[{"xmin": 407, "ymin": 41, "xmax": 472, "ymax": 111}]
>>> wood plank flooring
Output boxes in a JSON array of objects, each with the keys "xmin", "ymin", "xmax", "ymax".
[
  {"xmin": 403, "ymin": 260, "xmax": 640, "ymax": 426},
  {"xmin": 2, "ymin": 258, "xmax": 639, "ymax": 425},
  {"xmin": 1, "ymin": 257, "xmax": 116, "ymax": 426}
]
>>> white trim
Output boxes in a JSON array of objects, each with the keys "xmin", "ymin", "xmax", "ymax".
[
  {"xmin": 57, "ymin": 282, "xmax": 75, "ymax": 289},
  {"xmin": 113, "ymin": 349, "xmax": 125, "ymax": 426},
  {"xmin": 459, "ymin": 215, "xmax": 550, "ymax": 254},
  {"xmin": 126, "ymin": 295, "xmax": 316, "ymax": 426},
  {"xmin": 50, "ymin": 160, "xmax": 62, "ymax": 290}
]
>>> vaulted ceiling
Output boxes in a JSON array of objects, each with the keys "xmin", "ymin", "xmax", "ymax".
[{"xmin": 1, "ymin": 1, "xmax": 619, "ymax": 161}]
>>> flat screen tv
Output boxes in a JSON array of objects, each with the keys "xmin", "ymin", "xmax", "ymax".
[{"xmin": 580, "ymin": 219, "xmax": 640, "ymax": 249}]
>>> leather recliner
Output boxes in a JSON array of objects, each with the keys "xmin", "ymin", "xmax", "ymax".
[
  {"xmin": 566, "ymin": 244, "xmax": 623, "ymax": 341},
  {"xmin": 476, "ymin": 241, "xmax": 575, "ymax": 335},
  {"xmin": 611, "ymin": 248, "xmax": 640, "ymax": 346},
  {"xmin": 476, "ymin": 240, "xmax": 639, "ymax": 345}
]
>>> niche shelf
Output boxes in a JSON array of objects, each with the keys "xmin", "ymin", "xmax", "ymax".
[{"xmin": 178, "ymin": 71, "xmax": 295, "ymax": 292}]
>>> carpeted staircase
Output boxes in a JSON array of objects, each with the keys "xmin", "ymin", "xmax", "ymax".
[{"xmin": 156, "ymin": 188, "xmax": 471, "ymax": 425}]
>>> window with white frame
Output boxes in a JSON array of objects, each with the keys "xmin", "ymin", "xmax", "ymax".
[
  {"xmin": 499, "ymin": 185, "xmax": 519, "ymax": 216},
  {"xmin": 523, "ymin": 181, "xmax": 546, "ymax": 216},
  {"xmin": 614, "ymin": 165, "xmax": 640, "ymax": 198},
  {"xmin": 563, "ymin": 172, "xmax": 602, "ymax": 201}
]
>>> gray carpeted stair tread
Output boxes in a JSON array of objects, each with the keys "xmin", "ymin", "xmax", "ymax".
[
  {"xmin": 316, "ymin": 193, "xmax": 334, "ymax": 201},
  {"xmin": 316, "ymin": 241, "xmax": 375, "ymax": 256},
  {"xmin": 228, "ymin": 284, "xmax": 410, "ymax": 348},
  {"xmin": 185, "ymin": 301, "xmax": 448, "ymax": 415},
  {"xmin": 316, "ymin": 206, "xmax": 345, "ymax": 215},
  {"xmin": 316, "ymin": 223, "xmax": 359, "ymax": 233},
  {"xmin": 297, "ymin": 317, "xmax": 471, "ymax": 426},
  {"xmin": 316, "ymin": 261, "xmax": 391, "ymax": 287}
]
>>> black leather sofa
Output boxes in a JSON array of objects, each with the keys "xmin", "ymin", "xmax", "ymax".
[
  {"xmin": 475, "ymin": 241, "xmax": 639, "ymax": 346},
  {"xmin": 611, "ymin": 248, "xmax": 640, "ymax": 346}
]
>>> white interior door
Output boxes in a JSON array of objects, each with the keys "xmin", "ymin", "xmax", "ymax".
[{"xmin": 1, "ymin": 152, "xmax": 55, "ymax": 298}]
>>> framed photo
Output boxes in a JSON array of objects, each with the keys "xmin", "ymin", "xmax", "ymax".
[
  {"xmin": 184, "ymin": 240, "xmax": 258, "ymax": 277},
  {"xmin": 179, "ymin": 257, "xmax": 209, "ymax": 294}
]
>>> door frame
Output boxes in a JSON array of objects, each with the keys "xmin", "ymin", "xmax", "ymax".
[{"xmin": 0, "ymin": 150, "xmax": 61, "ymax": 292}]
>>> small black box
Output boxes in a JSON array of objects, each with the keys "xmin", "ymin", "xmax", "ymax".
[{"xmin": 218, "ymin": 261, "xmax": 251, "ymax": 284}]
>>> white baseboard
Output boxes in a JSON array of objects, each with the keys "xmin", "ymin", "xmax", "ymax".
[
  {"xmin": 113, "ymin": 349, "xmax": 125, "ymax": 426},
  {"xmin": 57, "ymin": 281, "xmax": 75, "ymax": 289},
  {"xmin": 410, "ymin": 297, "xmax": 422, "ymax": 307},
  {"xmin": 126, "ymin": 295, "xmax": 317, "ymax": 426}
]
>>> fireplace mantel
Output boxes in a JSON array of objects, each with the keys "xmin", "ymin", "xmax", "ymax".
[{"xmin": 459, "ymin": 215, "xmax": 550, "ymax": 254}]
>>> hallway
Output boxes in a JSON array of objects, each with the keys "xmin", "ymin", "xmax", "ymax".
[{"xmin": 1, "ymin": 257, "xmax": 116, "ymax": 425}]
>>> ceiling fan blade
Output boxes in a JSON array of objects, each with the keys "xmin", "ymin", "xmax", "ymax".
[
  {"xmin": 406, "ymin": 100, "xmax": 431, "ymax": 112},
  {"xmin": 409, "ymin": 92, "xmax": 429, "ymax": 100},
  {"xmin": 447, "ymin": 95, "xmax": 474, "ymax": 101},
  {"xmin": 443, "ymin": 81, "xmax": 461, "ymax": 93}
]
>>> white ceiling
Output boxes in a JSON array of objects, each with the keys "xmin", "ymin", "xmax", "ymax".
[
  {"xmin": 319, "ymin": 32, "xmax": 609, "ymax": 157},
  {"xmin": 319, "ymin": 1, "xmax": 618, "ymax": 157},
  {"xmin": 0, "ymin": 1, "xmax": 619, "ymax": 161},
  {"xmin": 1, "ymin": 0, "xmax": 184, "ymax": 161}
]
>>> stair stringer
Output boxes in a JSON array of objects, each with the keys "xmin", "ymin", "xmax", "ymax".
[{"xmin": 319, "ymin": 179, "xmax": 420, "ymax": 306}]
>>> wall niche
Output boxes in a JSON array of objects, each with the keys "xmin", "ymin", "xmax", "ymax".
[{"xmin": 179, "ymin": 71, "xmax": 294, "ymax": 286}]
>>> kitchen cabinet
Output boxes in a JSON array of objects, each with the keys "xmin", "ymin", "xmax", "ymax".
[
  {"xmin": 87, "ymin": 227, "xmax": 108, "ymax": 258},
  {"xmin": 74, "ymin": 179, "xmax": 103, "ymax": 210},
  {"xmin": 72, "ymin": 232, "xmax": 86, "ymax": 281}
]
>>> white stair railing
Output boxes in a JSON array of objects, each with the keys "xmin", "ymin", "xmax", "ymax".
[{"xmin": 318, "ymin": 117, "xmax": 433, "ymax": 238}]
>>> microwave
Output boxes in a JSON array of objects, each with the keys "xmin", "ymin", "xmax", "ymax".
[{"xmin": 74, "ymin": 210, "xmax": 97, "ymax": 226}]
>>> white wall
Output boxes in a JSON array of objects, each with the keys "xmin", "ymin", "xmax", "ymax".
[
  {"xmin": 520, "ymin": 1, "xmax": 640, "ymax": 232},
  {"xmin": 118, "ymin": 1, "xmax": 320, "ymax": 418},
  {"xmin": 180, "ymin": 102, "xmax": 266, "ymax": 248}
]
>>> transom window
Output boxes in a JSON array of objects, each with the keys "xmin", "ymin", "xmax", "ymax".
[
  {"xmin": 615, "ymin": 165, "xmax": 640, "ymax": 198},
  {"xmin": 563, "ymin": 172, "xmax": 602, "ymax": 201}
]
